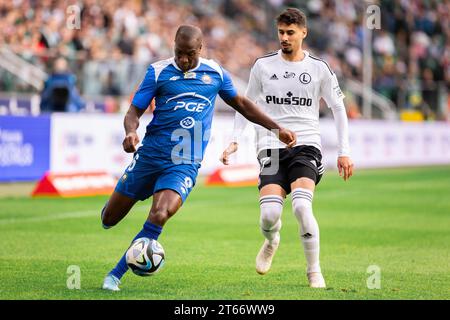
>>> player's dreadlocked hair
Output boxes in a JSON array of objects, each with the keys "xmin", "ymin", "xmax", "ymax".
[{"xmin": 276, "ymin": 8, "xmax": 307, "ymax": 28}]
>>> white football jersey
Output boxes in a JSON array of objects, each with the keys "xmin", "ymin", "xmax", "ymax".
[{"xmin": 235, "ymin": 50, "xmax": 348, "ymax": 156}]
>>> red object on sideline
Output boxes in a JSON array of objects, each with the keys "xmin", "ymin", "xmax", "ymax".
[
  {"xmin": 32, "ymin": 171, "xmax": 116, "ymax": 197},
  {"xmin": 205, "ymin": 165, "xmax": 259, "ymax": 187}
]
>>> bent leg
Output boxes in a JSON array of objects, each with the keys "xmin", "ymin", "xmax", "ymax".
[
  {"xmin": 106, "ymin": 189, "xmax": 181, "ymax": 282},
  {"xmin": 104, "ymin": 164, "xmax": 193, "ymax": 288},
  {"xmin": 101, "ymin": 191, "xmax": 137, "ymax": 228},
  {"xmin": 148, "ymin": 189, "xmax": 183, "ymax": 226}
]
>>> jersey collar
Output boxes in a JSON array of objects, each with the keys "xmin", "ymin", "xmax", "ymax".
[
  {"xmin": 279, "ymin": 49, "xmax": 309, "ymax": 63},
  {"xmin": 171, "ymin": 57, "xmax": 202, "ymax": 73}
]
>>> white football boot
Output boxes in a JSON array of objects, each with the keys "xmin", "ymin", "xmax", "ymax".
[
  {"xmin": 307, "ymin": 272, "xmax": 326, "ymax": 288},
  {"xmin": 102, "ymin": 274, "xmax": 121, "ymax": 291},
  {"xmin": 255, "ymin": 234, "xmax": 280, "ymax": 275}
]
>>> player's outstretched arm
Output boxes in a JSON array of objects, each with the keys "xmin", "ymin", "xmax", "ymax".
[
  {"xmin": 224, "ymin": 95, "xmax": 296, "ymax": 147},
  {"xmin": 122, "ymin": 104, "xmax": 146, "ymax": 153}
]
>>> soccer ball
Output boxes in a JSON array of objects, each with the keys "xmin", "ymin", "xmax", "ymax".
[{"xmin": 126, "ymin": 237, "xmax": 165, "ymax": 276}]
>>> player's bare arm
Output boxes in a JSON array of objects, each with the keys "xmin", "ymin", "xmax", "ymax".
[
  {"xmin": 122, "ymin": 105, "xmax": 146, "ymax": 153},
  {"xmin": 224, "ymin": 94, "xmax": 297, "ymax": 147}
]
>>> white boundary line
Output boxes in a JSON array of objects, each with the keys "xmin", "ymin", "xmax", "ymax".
[{"xmin": 0, "ymin": 205, "xmax": 149, "ymax": 225}]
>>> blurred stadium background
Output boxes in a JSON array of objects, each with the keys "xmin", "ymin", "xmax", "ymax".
[
  {"xmin": 1, "ymin": 0, "xmax": 449, "ymax": 182},
  {"xmin": 0, "ymin": 0, "xmax": 449, "ymax": 300},
  {"xmin": 0, "ymin": 0, "xmax": 448, "ymax": 118}
]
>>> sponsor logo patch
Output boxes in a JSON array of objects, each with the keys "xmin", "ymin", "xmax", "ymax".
[
  {"xmin": 201, "ymin": 74, "xmax": 212, "ymax": 84},
  {"xmin": 284, "ymin": 71, "xmax": 296, "ymax": 78},
  {"xmin": 180, "ymin": 117, "xmax": 195, "ymax": 129},
  {"xmin": 299, "ymin": 72, "xmax": 311, "ymax": 84},
  {"xmin": 184, "ymin": 72, "xmax": 196, "ymax": 79}
]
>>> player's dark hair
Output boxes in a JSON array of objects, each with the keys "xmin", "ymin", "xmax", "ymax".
[{"xmin": 276, "ymin": 8, "xmax": 307, "ymax": 28}]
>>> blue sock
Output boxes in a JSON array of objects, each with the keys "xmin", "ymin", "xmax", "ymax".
[{"xmin": 109, "ymin": 221, "xmax": 163, "ymax": 280}]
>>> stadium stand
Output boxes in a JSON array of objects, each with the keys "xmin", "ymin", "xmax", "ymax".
[{"xmin": 0, "ymin": 0, "xmax": 448, "ymax": 119}]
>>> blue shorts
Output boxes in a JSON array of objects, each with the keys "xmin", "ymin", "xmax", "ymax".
[{"xmin": 115, "ymin": 149, "xmax": 200, "ymax": 203}]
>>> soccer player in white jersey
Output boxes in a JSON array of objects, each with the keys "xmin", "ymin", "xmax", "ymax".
[{"xmin": 220, "ymin": 8, "xmax": 354, "ymax": 288}]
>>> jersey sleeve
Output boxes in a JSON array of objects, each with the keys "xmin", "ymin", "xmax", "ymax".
[
  {"xmin": 218, "ymin": 67, "xmax": 238, "ymax": 101},
  {"xmin": 331, "ymin": 104, "xmax": 351, "ymax": 156},
  {"xmin": 245, "ymin": 62, "xmax": 262, "ymax": 101},
  {"xmin": 320, "ymin": 69, "xmax": 345, "ymax": 108},
  {"xmin": 320, "ymin": 67, "xmax": 350, "ymax": 156},
  {"xmin": 131, "ymin": 66, "xmax": 156, "ymax": 110}
]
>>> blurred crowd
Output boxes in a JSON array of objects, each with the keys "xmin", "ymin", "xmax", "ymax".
[
  {"xmin": 0, "ymin": 0, "xmax": 448, "ymax": 118},
  {"xmin": 301, "ymin": 0, "xmax": 449, "ymax": 119},
  {"xmin": 0, "ymin": 0, "xmax": 267, "ymax": 93}
]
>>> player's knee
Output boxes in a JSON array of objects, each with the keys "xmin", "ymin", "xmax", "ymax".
[
  {"xmin": 150, "ymin": 205, "xmax": 177, "ymax": 226},
  {"xmin": 292, "ymin": 189, "xmax": 313, "ymax": 216},
  {"xmin": 260, "ymin": 210, "xmax": 281, "ymax": 229},
  {"xmin": 292, "ymin": 200, "xmax": 314, "ymax": 231},
  {"xmin": 260, "ymin": 203, "xmax": 283, "ymax": 229},
  {"xmin": 101, "ymin": 205, "xmax": 118, "ymax": 228},
  {"xmin": 150, "ymin": 211, "xmax": 170, "ymax": 226},
  {"xmin": 292, "ymin": 199, "xmax": 311, "ymax": 217}
]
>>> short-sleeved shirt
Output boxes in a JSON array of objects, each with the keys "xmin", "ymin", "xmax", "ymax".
[{"xmin": 132, "ymin": 57, "xmax": 237, "ymax": 164}]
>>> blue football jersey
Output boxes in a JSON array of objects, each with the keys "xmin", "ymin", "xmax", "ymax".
[{"xmin": 132, "ymin": 57, "xmax": 237, "ymax": 164}]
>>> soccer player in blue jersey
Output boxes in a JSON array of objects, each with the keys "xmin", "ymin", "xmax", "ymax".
[{"xmin": 101, "ymin": 25, "xmax": 297, "ymax": 291}]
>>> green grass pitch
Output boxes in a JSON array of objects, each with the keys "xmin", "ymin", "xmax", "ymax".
[{"xmin": 0, "ymin": 166, "xmax": 449, "ymax": 300}]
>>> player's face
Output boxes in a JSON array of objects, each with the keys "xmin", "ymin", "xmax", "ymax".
[
  {"xmin": 174, "ymin": 39, "xmax": 202, "ymax": 72},
  {"xmin": 277, "ymin": 23, "xmax": 307, "ymax": 55}
]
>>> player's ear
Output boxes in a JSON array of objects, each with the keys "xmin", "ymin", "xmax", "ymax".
[{"xmin": 302, "ymin": 27, "xmax": 307, "ymax": 39}]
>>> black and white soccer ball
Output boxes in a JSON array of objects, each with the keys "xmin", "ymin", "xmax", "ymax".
[{"xmin": 126, "ymin": 237, "xmax": 165, "ymax": 276}]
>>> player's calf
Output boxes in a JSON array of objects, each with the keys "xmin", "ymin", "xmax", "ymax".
[
  {"xmin": 291, "ymin": 188, "xmax": 321, "ymax": 274},
  {"xmin": 148, "ymin": 206, "xmax": 176, "ymax": 226},
  {"xmin": 256, "ymin": 195, "xmax": 284, "ymax": 275},
  {"xmin": 100, "ymin": 191, "xmax": 137, "ymax": 229},
  {"xmin": 101, "ymin": 203, "xmax": 113, "ymax": 229},
  {"xmin": 101, "ymin": 202, "xmax": 122, "ymax": 228},
  {"xmin": 148, "ymin": 189, "xmax": 182, "ymax": 226}
]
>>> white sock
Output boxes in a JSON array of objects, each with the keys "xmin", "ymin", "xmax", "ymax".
[
  {"xmin": 259, "ymin": 195, "xmax": 283, "ymax": 244},
  {"xmin": 291, "ymin": 188, "xmax": 321, "ymax": 274}
]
